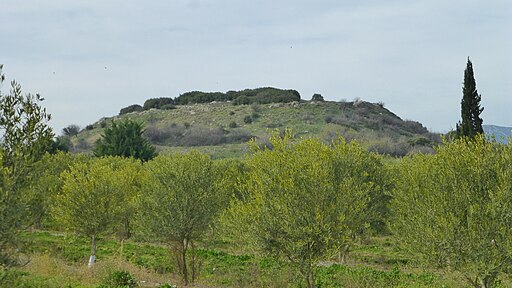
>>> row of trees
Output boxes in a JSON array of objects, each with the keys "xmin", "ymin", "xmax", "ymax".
[
  {"xmin": 6, "ymin": 130, "xmax": 511, "ymax": 288},
  {"xmin": 119, "ymin": 87, "xmax": 301, "ymax": 115}
]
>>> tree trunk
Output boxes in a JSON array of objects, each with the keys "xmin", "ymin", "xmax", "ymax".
[
  {"xmin": 190, "ymin": 240, "xmax": 196, "ymax": 283},
  {"xmin": 182, "ymin": 238, "xmax": 189, "ymax": 285},
  {"xmin": 34, "ymin": 216, "xmax": 42, "ymax": 230},
  {"xmin": 123, "ymin": 217, "xmax": 131, "ymax": 239},
  {"xmin": 301, "ymin": 266, "xmax": 315, "ymax": 288},
  {"xmin": 88, "ymin": 235, "xmax": 96, "ymax": 268},
  {"xmin": 479, "ymin": 273, "xmax": 497, "ymax": 288},
  {"xmin": 338, "ymin": 244, "xmax": 349, "ymax": 264}
]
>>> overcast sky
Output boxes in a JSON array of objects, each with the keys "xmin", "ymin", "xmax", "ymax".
[{"xmin": 1, "ymin": 0, "xmax": 511, "ymax": 133}]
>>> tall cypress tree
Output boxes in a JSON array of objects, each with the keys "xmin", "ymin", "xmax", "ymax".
[{"xmin": 456, "ymin": 57, "xmax": 484, "ymax": 139}]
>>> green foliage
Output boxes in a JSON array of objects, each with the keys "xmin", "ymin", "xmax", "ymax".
[
  {"xmin": 231, "ymin": 87, "xmax": 301, "ymax": 105},
  {"xmin": 0, "ymin": 65, "xmax": 54, "ymax": 267},
  {"xmin": 49, "ymin": 136, "xmax": 72, "ymax": 153},
  {"xmin": 25, "ymin": 152, "xmax": 83, "ymax": 230},
  {"xmin": 142, "ymin": 97, "xmax": 175, "ymax": 110},
  {"xmin": 223, "ymin": 130, "xmax": 389, "ymax": 288},
  {"xmin": 61, "ymin": 124, "xmax": 80, "ymax": 137},
  {"xmin": 456, "ymin": 57, "xmax": 484, "ymax": 139},
  {"xmin": 140, "ymin": 151, "xmax": 226, "ymax": 284},
  {"xmin": 176, "ymin": 91, "xmax": 229, "ymax": 105},
  {"xmin": 103, "ymin": 270, "xmax": 138, "ymax": 288},
  {"xmin": 311, "ymin": 93, "xmax": 324, "ymax": 101},
  {"xmin": 391, "ymin": 135, "xmax": 512, "ymax": 287},
  {"xmin": 174, "ymin": 87, "xmax": 300, "ymax": 105},
  {"xmin": 51, "ymin": 157, "xmax": 143, "ymax": 266},
  {"xmin": 160, "ymin": 104, "xmax": 176, "ymax": 110},
  {"xmin": 94, "ymin": 119, "xmax": 157, "ymax": 162},
  {"xmin": 119, "ymin": 104, "xmax": 143, "ymax": 115},
  {"xmin": 243, "ymin": 115, "xmax": 253, "ymax": 124}
]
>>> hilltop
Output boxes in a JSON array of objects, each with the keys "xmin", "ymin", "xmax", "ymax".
[{"xmin": 69, "ymin": 89, "xmax": 441, "ymax": 158}]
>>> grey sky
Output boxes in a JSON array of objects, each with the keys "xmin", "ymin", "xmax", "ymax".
[{"xmin": 1, "ymin": 0, "xmax": 511, "ymax": 133}]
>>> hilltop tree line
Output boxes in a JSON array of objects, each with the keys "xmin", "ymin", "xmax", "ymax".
[{"xmin": 119, "ymin": 87, "xmax": 301, "ymax": 115}]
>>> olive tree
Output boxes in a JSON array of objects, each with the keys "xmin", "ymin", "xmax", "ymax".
[
  {"xmin": 52, "ymin": 156, "xmax": 142, "ymax": 268},
  {"xmin": 391, "ymin": 135, "xmax": 512, "ymax": 288},
  {"xmin": 25, "ymin": 152, "xmax": 82, "ymax": 229},
  {"xmin": 0, "ymin": 65, "xmax": 54, "ymax": 267},
  {"xmin": 140, "ymin": 151, "xmax": 224, "ymax": 285},
  {"xmin": 222, "ymin": 131, "xmax": 387, "ymax": 288}
]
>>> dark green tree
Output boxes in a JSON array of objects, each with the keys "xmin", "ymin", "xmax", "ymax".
[
  {"xmin": 94, "ymin": 119, "xmax": 157, "ymax": 162},
  {"xmin": 311, "ymin": 93, "xmax": 324, "ymax": 101},
  {"xmin": 456, "ymin": 57, "xmax": 484, "ymax": 139},
  {"xmin": 62, "ymin": 124, "xmax": 80, "ymax": 137},
  {"xmin": 0, "ymin": 65, "xmax": 54, "ymax": 267}
]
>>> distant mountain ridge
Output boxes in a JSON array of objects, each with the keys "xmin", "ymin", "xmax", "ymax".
[{"xmin": 483, "ymin": 125, "xmax": 512, "ymax": 144}]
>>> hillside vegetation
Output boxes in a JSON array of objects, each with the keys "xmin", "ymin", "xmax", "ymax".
[{"xmin": 71, "ymin": 90, "xmax": 440, "ymax": 158}]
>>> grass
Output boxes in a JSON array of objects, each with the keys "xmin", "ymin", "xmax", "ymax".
[{"xmin": 7, "ymin": 231, "xmax": 507, "ymax": 287}]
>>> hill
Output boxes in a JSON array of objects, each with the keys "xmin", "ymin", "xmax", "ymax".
[
  {"xmin": 483, "ymin": 124, "xmax": 512, "ymax": 144},
  {"xmin": 70, "ymin": 97, "xmax": 441, "ymax": 158}
]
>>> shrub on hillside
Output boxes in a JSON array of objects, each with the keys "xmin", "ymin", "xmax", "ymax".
[
  {"xmin": 102, "ymin": 270, "xmax": 138, "ymax": 288},
  {"xmin": 367, "ymin": 138, "xmax": 409, "ymax": 157},
  {"xmin": 62, "ymin": 124, "xmax": 80, "ymax": 136},
  {"xmin": 311, "ymin": 93, "xmax": 324, "ymax": 101},
  {"xmin": 225, "ymin": 129, "xmax": 254, "ymax": 143},
  {"xmin": 175, "ymin": 91, "xmax": 230, "ymax": 105},
  {"xmin": 181, "ymin": 127, "xmax": 226, "ymax": 146},
  {"xmin": 119, "ymin": 104, "xmax": 143, "ymax": 115},
  {"xmin": 143, "ymin": 97, "xmax": 175, "ymax": 110}
]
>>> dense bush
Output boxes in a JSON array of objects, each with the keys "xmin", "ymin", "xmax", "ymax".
[
  {"xmin": 176, "ymin": 91, "xmax": 230, "ymax": 105},
  {"xmin": 102, "ymin": 270, "xmax": 138, "ymax": 288},
  {"xmin": 143, "ymin": 97, "xmax": 175, "ymax": 110},
  {"xmin": 119, "ymin": 104, "xmax": 143, "ymax": 115},
  {"xmin": 94, "ymin": 119, "xmax": 157, "ymax": 162},
  {"xmin": 311, "ymin": 93, "xmax": 324, "ymax": 101},
  {"xmin": 62, "ymin": 124, "xmax": 80, "ymax": 136},
  {"xmin": 173, "ymin": 87, "xmax": 300, "ymax": 106},
  {"xmin": 225, "ymin": 129, "xmax": 254, "ymax": 143},
  {"xmin": 243, "ymin": 115, "xmax": 252, "ymax": 124},
  {"xmin": 232, "ymin": 88, "xmax": 300, "ymax": 105}
]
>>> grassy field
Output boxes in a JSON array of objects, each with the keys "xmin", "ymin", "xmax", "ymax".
[{"xmin": 4, "ymin": 230, "xmax": 506, "ymax": 287}]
